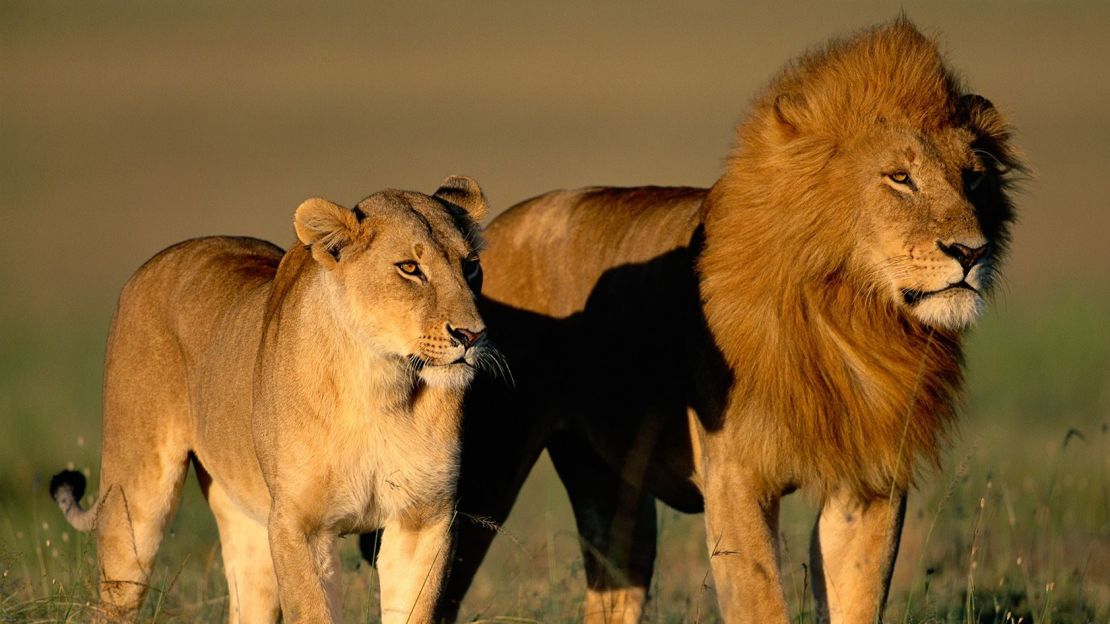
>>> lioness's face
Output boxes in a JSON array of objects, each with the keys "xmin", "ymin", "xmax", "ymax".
[
  {"xmin": 850, "ymin": 120, "xmax": 1014, "ymax": 330},
  {"xmin": 295, "ymin": 177, "xmax": 490, "ymax": 389}
]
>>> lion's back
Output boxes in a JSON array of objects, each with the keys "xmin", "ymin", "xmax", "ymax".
[{"xmin": 482, "ymin": 186, "xmax": 706, "ymax": 318}]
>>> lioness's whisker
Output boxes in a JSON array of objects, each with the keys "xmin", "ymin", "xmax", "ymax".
[{"xmin": 478, "ymin": 344, "xmax": 514, "ymax": 388}]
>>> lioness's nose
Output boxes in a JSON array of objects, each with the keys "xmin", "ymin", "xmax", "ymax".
[
  {"xmin": 447, "ymin": 324, "xmax": 485, "ymax": 348},
  {"xmin": 937, "ymin": 240, "xmax": 987, "ymax": 272}
]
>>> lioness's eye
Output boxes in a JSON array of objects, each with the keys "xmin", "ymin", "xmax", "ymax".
[
  {"xmin": 887, "ymin": 171, "xmax": 911, "ymax": 185},
  {"xmin": 463, "ymin": 256, "xmax": 483, "ymax": 291},
  {"xmin": 396, "ymin": 261, "xmax": 422, "ymax": 277}
]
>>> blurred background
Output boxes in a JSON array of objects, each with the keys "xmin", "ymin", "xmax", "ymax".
[{"xmin": 2, "ymin": 2, "xmax": 1107, "ymax": 621}]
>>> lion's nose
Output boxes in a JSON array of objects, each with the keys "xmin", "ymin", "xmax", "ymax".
[
  {"xmin": 937, "ymin": 240, "xmax": 988, "ymax": 272},
  {"xmin": 447, "ymin": 324, "xmax": 485, "ymax": 348}
]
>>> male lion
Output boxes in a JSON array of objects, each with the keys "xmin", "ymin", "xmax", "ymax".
[
  {"xmin": 438, "ymin": 21, "xmax": 1020, "ymax": 623},
  {"xmin": 49, "ymin": 176, "xmax": 492, "ymax": 623}
]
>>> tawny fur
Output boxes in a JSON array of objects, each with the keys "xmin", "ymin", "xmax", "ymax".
[
  {"xmin": 51, "ymin": 176, "xmax": 491, "ymax": 624},
  {"xmin": 441, "ymin": 19, "xmax": 1021, "ymax": 624}
]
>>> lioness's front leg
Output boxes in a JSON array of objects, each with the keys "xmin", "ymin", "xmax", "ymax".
[
  {"xmin": 701, "ymin": 459, "xmax": 789, "ymax": 623},
  {"xmin": 377, "ymin": 512, "xmax": 453, "ymax": 624},
  {"xmin": 268, "ymin": 504, "xmax": 337, "ymax": 623},
  {"xmin": 810, "ymin": 489, "xmax": 906, "ymax": 624}
]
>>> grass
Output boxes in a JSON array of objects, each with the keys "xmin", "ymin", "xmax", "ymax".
[{"xmin": 0, "ymin": 288, "xmax": 1107, "ymax": 623}]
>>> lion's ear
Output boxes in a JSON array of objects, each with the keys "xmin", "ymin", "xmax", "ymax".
[
  {"xmin": 958, "ymin": 94, "xmax": 1003, "ymax": 136},
  {"xmin": 433, "ymin": 175, "xmax": 487, "ymax": 222},
  {"xmin": 294, "ymin": 198, "xmax": 359, "ymax": 268},
  {"xmin": 772, "ymin": 92, "xmax": 810, "ymax": 138},
  {"xmin": 958, "ymin": 93, "xmax": 1020, "ymax": 172}
]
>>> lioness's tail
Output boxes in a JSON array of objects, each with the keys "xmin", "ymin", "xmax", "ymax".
[{"xmin": 49, "ymin": 470, "xmax": 99, "ymax": 532}]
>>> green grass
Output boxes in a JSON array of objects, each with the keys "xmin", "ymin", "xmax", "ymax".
[{"xmin": 1, "ymin": 290, "xmax": 1107, "ymax": 622}]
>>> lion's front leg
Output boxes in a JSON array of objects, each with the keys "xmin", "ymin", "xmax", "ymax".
[
  {"xmin": 267, "ymin": 504, "xmax": 338, "ymax": 623},
  {"xmin": 701, "ymin": 459, "xmax": 790, "ymax": 624},
  {"xmin": 377, "ymin": 512, "xmax": 454, "ymax": 624},
  {"xmin": 810, "ymin": 489, "xmax": 906, "ymax": 624}
]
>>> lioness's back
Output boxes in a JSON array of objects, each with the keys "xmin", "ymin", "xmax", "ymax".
[
  {"xmin": 106, "ymin": 236, "xmax": 284, "ymax": 504},
  {"xmin": 121, "ymin": 236, "xmax": 282, "ymax": 315},
  {"xmin": 113, "ymin": 236, "xmax": 280, "ymax": 361},
  {"xmin": 114, "ymin": 236, "xmax": 282, "ymax": 348}
]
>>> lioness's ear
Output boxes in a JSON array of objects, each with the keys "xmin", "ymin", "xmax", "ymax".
[
  {"xmin": 772, "ymin": 92, "xmax": 810, "ymax": 138},
  {"xmin": 433, "ymin": 175, "xmax": 487, "ymax": 222},
  {"xmin": 294, "ymin": 198, "xmax": 359, "ymax": 268}
]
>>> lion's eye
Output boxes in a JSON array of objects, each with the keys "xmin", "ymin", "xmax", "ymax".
[
  {"xmin": 463, "ymin": 257, "xmax": 480, "ymax": 277},
  {"xmin": 964, "ymin": 169, "xmax": 986, "ymax": 192},
  {"xmin": 396, "ymin": 261, "xmax": 422, "ymax": 278},
  {"xmin": 887, "ymin": 171, "xmax": 912, "ymax": 185}
]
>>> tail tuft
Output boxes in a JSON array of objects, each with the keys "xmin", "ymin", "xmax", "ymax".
[
  {"xmin": 50, "ymin": 469, "xmax": 86, "ymax": 504},
  {"xmin": 49, "ymin": 469, "xmax": 98, "ymax": 531}
]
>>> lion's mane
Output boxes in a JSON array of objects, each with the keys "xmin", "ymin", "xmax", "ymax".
[{"xmin": 697, "ymin": 20, "xmax": 1021, "ymax": 498}]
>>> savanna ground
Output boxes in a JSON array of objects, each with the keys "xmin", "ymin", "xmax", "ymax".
[{"xmin": 1, "ymin": 3, "xmax": 1108, "ymax": 623}]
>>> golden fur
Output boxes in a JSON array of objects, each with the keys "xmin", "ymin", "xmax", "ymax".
[
  {"xmin": 698, "ymin": 17, "xmax": 1020, "ymax": 500},
  {"xmin": 50, "ymin": 176, "xmax": 491, "ymax": 623},
  {"xmin": 441, "ymin": 20, "xmax": 1020, "ymax": 624}
]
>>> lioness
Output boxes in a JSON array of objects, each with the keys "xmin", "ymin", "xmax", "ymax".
[
  {"xmin": 50, "ymin": 176, "xmax": 491, "ymax": 623},
  {"xmin": 439, "ymin": 21, "xmax": 1020, "ymax": 623}
]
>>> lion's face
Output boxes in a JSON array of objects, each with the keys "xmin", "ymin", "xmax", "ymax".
[
  {"xmin": 295, "ymin": 176, "xmax": 490, "ymax": 389},
  {"xmin": 845, "ymin": 118, "xmax": 1013, "ymax": 330},
  {"xmin": 736, "ymin": 25, "xmax": 1019, "ymax": 333}
]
